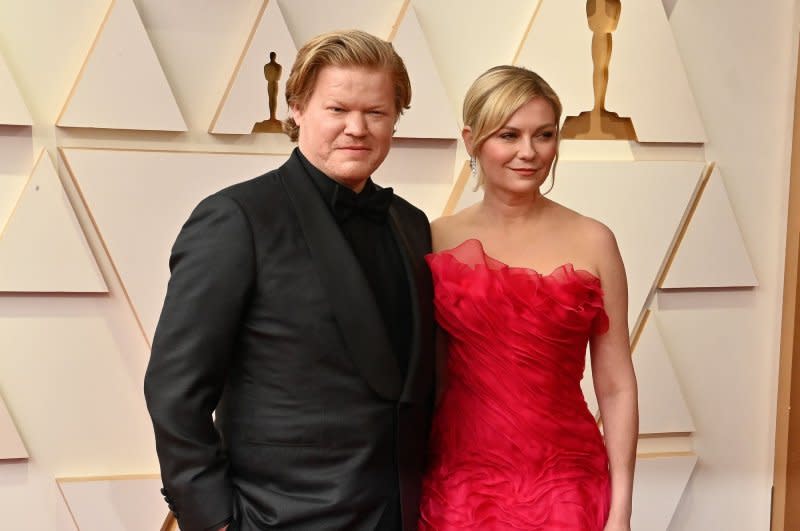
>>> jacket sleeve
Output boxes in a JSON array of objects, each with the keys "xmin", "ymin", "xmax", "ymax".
[{"xmin": 144, "ymin": 193, "xmax": 255, "ymax": 531}]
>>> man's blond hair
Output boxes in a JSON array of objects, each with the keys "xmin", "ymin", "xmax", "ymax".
[{"xmin": 283, "ymin": 30, "xmax": 411, "ymax": 141}]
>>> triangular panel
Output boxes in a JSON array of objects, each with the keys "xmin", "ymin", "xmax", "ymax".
[
  {"xmin": 277, "ymin": 0, "xmax": 405, "ymax": 47},
  {"xmin": 632, "ymin": 312, "xmax": 694, "ymax": 434},
  {"xmin": 210, "ymin": 0, "xmax": 298, "ymax": 134},
  {"xmin": 58, "ymin": 476, "xmax": 164, "ymax": 531},
  {"xmin": 514, "ymin": 1, "xmax": 594, "ymax": 123},
  {"xmin": 632, "ymin": 454, "xmax": 697, "ymax": 530},
  {"xmin": 410, "ymin": 0, "xmax": 542, "ymax": 120},
  {"xmin": 0, "ymin": 52, "xmax": 32, "ymax": 126},
  {"xmin": 606, "ymin": 0, "xmax": 706, "ymax": 142},
  {"xmin": 0, "ymin": 151, "xmax": 106, "ymax": 292},
  {"xmin": 58, "ymin": 0, "xmax": 186, "ymax": 131},
  {"xmin": 391, "ymin": 7, "xmax": 458, "ymax": 139},
  {"xmin": 580, "ymin": 311, "xmax": 695, "ymax": 435},
  {"xmin": 63, "ymin": 148, "xmax": 287, "ymax": 343},
  {"xmin": 662, "ymin": 167, "xmax": 757, "ymax": 288},
  {"xmin": 0, "ymin": 394, "xmax": 28, "ymax": 460},
  {"xmin": 0, "ymin": 174, "xmax": 28, "ymax": 235},
  {"xmin": 0, "ymin": 462, "xmax": 78, "ymax": 530}
]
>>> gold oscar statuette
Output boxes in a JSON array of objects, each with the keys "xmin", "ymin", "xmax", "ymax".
[
  {"xmin": 561, "ymin": 0, "xmax": 637, "ymax": 140},
  {"xmin": 252, "ymin": 51, "xmax": 284, "ymax": 134}
]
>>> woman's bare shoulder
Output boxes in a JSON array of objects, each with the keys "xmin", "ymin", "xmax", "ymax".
[{"xmin": 431, "ymin": 205, "xmax": 480, "ymax": 252}]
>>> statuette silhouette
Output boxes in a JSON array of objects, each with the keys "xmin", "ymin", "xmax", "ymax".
[
  {"xmin": 561, "ymin": 0, "xmax": 637, "ymax": 140},
  {"xmin": 252, "ymin": 51, "xmax": 284, "ymax": 133}
]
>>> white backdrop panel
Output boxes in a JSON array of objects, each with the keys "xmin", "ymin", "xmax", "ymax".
[
  {"xmin": 631, "ymin": 312, "xmax": 694, "ymax": 434},
  {"xmin": 0, "ymin": 461, "xmax": 78, "ymax": 531},
  {"xmin": 64, "ymin": 148, "xmax": 286, "ymax": 343},
  {"xmin": 278, "ymin": 0, "xmax": 404, "ymax": 46},
  {"xmin": 210, "ymin": 0, "xmax": 297, "ymax": 134},
  {"xmin": 0, "ymin": 52, "xmax": 32, "ymax": 125},
  {"xmin": 411, "ymin": 0, "xmax": 542, "ymax": 119},
  {"xmin": 0, "ymin": 315, "xmax": 155, "ymax": 472},
  {"xmin": 631, "ymin": 454, "xmax": 697, "ymax": 530},
  {"xmin": 58, "ymin": 0, "xmax": 186, "ymax": 131},
  {"xmin": 515, "ymin": 0, "xmax": 594, "ymax": 122},
  {"xmin": 0, "ymin": 174, "xmax": 27, "ymax": 235},
  {"xmin": 0, "ymin": 152, "xmax": 106, "ymax": 292},
  {"xmin": 392, "ymin": 7, "xmax": 458, "ymax": 139},
  {"xmin": 662, "ymin": 167, "xmax": 757, "ymax": 288},
  {"xmin": 607, "ymin": 0, "xmax": 706, "ymax": 142},
  {"xmin": 58, "ymin": 477, "xmax": 164, "ymax": 531},
  {"xmin": 0, "ymin": 394, "xmax": 28, "ymax": 459}
]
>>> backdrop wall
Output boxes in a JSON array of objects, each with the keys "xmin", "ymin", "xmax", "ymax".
[{"xmin": 0, "ymin": 1, "xmax": 796, "ymax": 530}]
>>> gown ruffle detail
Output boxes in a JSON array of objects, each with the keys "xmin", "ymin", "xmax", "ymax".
[{"xmin": 419, "ymin": 239, "xmax": 611, "ymax": 531}]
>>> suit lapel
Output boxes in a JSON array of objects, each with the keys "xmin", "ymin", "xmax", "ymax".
[{"xmin": 280, "ymin": 152, "xmax": 403, "ymax": 401}]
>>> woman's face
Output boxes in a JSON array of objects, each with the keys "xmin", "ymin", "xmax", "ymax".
[{"xmin": 469, "ymin": 97, "xmax": 558, "ymax": 198}]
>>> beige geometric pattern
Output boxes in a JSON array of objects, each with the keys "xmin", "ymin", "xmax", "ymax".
[
  {"xmin": 409, "ymin": 0, "xmax": 542, "ymax": 117},
  {"xmin": 516, "ymin": 0, "xmax": 706, "ymax": 143},
  {"xmin": 631, "ymin": 454, "xmax": 697, "ymax": 530},
  {"xmin": 581, "ymin": 310, "xmax": 695, "ymax": 436},
  {"xmin": 606, "ymin": 0, "xmax": 706, "ymax": 142},
  {"xmin": 391, "ymin": 5, "xmax": 458, "ymax": 139},
  {"xmin": 278, "ymin": 0, "xmax": 405, "ymax": 45},
  {"xmin": 514, "ymin": 1, "xmax": 594, "ymax": 121},
  {"xmin": 209, "ymin": 0, "xmax": 297, "ymax": 134},
  {"xmin": 62, "ymin": 148, "xmax": 287, "ymax": 343},
  {"xmin": 0, "ymin": 393, "xmax": 27, "ymax": 460},
  {"xmin": 0, "ymin": 51, "xmax": 32, "ymax": 126},
  {"xmin": 57, "ymin": 0, "xmax": 186, "ymax": 131},
  {"xmin": 0, "ymin": 2, "xmax": 765, "ymax": 530},
  {"xmin": 629, "ymin": 311, "xmax": 695, "ymax": 434},
  {"xmin": 57, "ymin": 476, "xmax": 164, "ymax": 531},
  {"xmin": 0, "ymin": 173, "xmax": 28, "ymax": 236},
  {"xmin": 0, "ymin": 150, "xmax": 106, "ymax": 292},
  {"xmin": 662, "ymin": 166, "xmax": 757, "ymax": 288}
]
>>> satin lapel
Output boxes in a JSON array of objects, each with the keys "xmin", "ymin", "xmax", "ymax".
[
  {"xmin": 279, "ymin": 153, "xmax": 403, "ymax": 400},
  {"xmin": 388, "ymin": 206, "xmax": 432, "ymax": 405}
]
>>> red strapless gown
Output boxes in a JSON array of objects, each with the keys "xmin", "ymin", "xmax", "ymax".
[{"xmin": 419, "ymin": 239, "xmax": 611, "ymax": 530}]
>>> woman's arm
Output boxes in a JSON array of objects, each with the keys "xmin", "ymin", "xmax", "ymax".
[{"xmin": 589, "ymin": 224, "xmax": 638, "ymax": 530}]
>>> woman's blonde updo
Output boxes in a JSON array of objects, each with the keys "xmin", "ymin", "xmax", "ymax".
[{"xmin": 463, "ymin": 65, "xmax": 563, "ymax": 189}]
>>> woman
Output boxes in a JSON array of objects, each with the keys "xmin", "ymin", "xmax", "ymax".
[{"xmin": 418, "ymin": 66, "xmax": 638, "ymax": 530}]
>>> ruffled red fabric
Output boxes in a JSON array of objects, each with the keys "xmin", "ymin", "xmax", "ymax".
[{"xmin": 419, "ymin": 239, "xmax": 611, "ymax": 531}]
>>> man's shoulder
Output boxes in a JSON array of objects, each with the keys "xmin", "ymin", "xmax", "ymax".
[
  {"xmin": 389, "ymin": 190, "xmax": 428, "ymax": 224},
  {"xmin": 215, "ymin": 168, "xmax": 283, "ymax": 202}
]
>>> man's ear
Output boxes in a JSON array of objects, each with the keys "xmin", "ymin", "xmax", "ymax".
[{"xmin": 290, "ymin": 104, "xmax": 304, "ymax": 127}]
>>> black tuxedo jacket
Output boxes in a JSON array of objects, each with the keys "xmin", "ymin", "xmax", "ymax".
[{"xmin": 144, "ymin": 151, "xmax": 435, "ymax": 531}]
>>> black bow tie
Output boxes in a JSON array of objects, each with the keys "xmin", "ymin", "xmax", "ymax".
[{"xmin": 331, "ymin": 185, "xmax": 394, "ymax": 224}]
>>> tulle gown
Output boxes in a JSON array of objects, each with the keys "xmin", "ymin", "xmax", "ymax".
[{"xmin": 419, "ymin": 239, "xmax": 611, "ymax": 531}]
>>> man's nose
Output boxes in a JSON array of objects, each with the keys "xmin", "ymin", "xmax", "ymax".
[{"xmin": 344, "ymin": 112, "xmax": 368, "ymax": 136}]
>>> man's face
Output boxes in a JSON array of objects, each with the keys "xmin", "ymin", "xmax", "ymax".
[{"xmin": 292, "ymin": 65, "xmax": 397, "ymax": 191}]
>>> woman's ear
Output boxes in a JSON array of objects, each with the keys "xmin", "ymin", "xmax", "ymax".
[{"xmin": 462, "ymin": 126, "xmax": 474, "ymax": 156}]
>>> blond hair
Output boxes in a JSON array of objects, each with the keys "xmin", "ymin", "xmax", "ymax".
[
  {"xmin": 463, "ymin": 65, "xmax": 562, "ymax": 188},
  {"xmin": 283, "ymin": 30, "xmax": 411, "ymax": 141}
]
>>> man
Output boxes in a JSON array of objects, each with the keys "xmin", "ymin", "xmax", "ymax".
[{"xmin": 144, "ymin": 30, "xmax": 435, "ymax": 531}]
